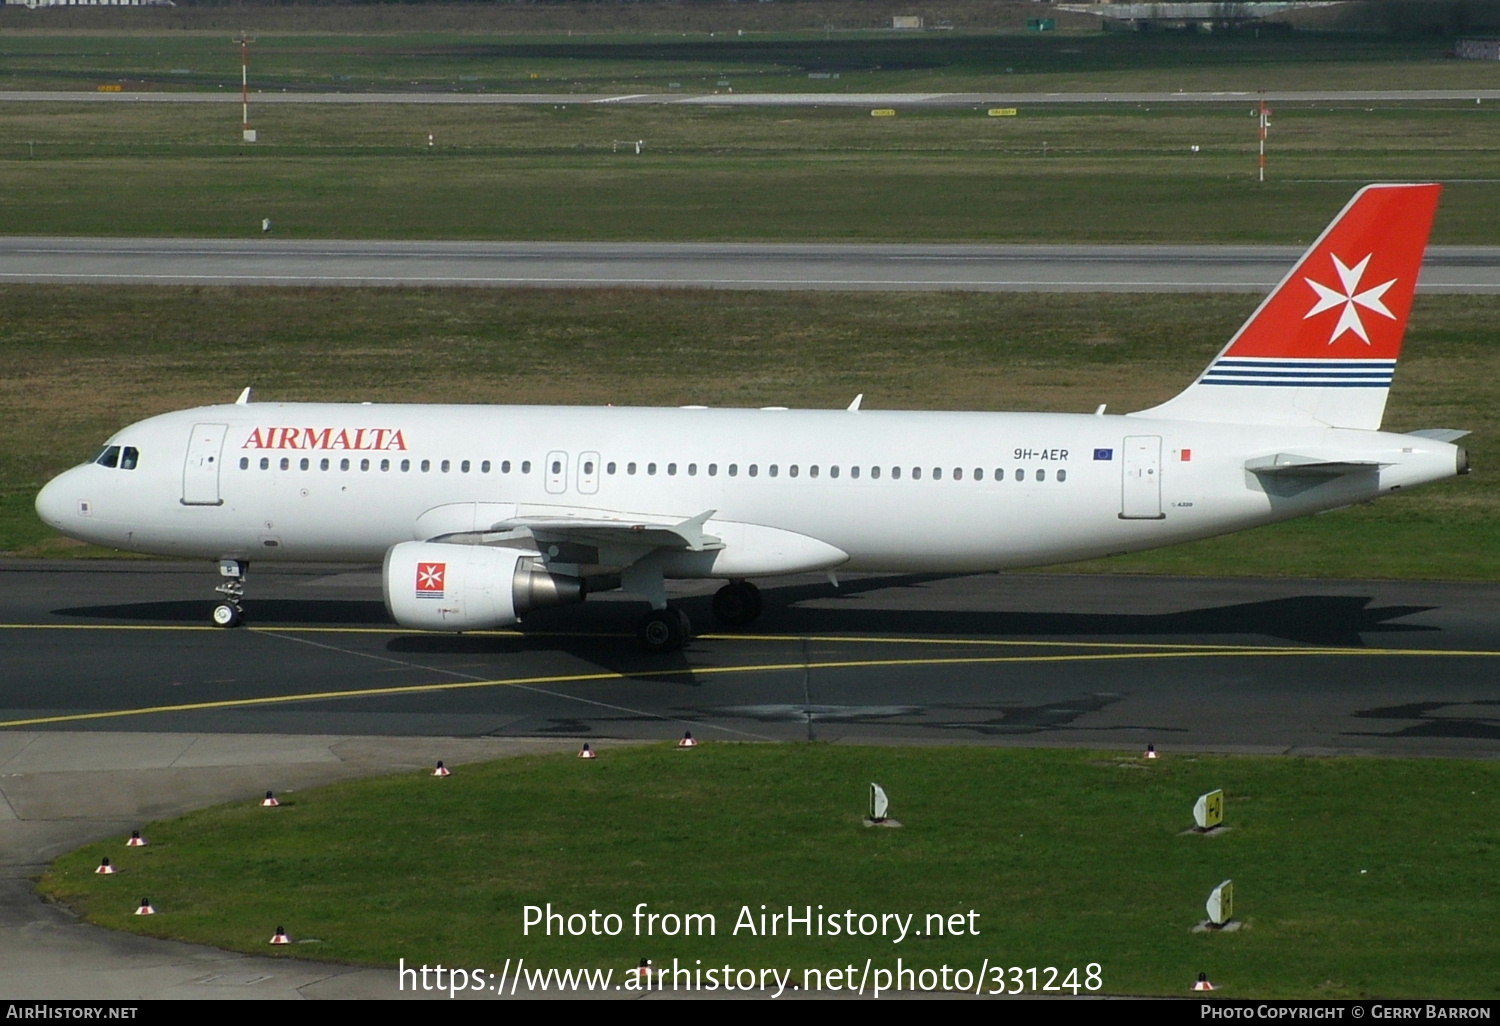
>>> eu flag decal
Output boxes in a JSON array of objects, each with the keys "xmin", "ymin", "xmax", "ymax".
[{"xmin": 1093, "ymin": 448, "xmax": 1114, "ymax": 461}]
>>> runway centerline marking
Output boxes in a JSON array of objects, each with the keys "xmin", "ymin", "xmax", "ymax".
[{"xmin": 2, "ymin": 644, "xmax": 1495, "ymax": 730}]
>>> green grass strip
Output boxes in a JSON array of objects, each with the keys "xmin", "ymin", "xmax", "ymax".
[{"xmin": 42, "ymin": 744, "xmax": 1500, "ymax": 998}]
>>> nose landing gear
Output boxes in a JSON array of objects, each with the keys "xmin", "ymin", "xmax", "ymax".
[{"xmin": 212, "ymin": 559, "xmax": 247, "ymax": 628}]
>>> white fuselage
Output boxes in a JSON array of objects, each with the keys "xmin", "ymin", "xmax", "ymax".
[{"xmin": 34, "ymin": 402, "xmax": 1464, "ymax": 576}]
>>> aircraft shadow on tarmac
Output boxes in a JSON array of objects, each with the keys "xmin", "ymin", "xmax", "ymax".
[
  {"xmin": 1352, "ymin": 700, "xmax": 1500, "ymax": 741},
  {"xmin": 55, "ymin": 578, "xmax": 1438, "ymax": 650},
  {"xmin": 528, "ymin": 692, "xmax": 1161, "ymax": 741}
]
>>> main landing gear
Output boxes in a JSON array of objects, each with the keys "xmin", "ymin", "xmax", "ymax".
[
  {"xmin": 639, "ymin": 607, "xmax": 692, "ymax": 653},
  {"xmin": 636, "ymin": 581, "xmax": 764, "ymax": 653},
  {"xmin": 212, "ymin": 559, "xmax": 247, "ymax": 628},
  {"xmin": 637, "ymin": 581, "xmax": 765, "ymax": 652},
  {"xmin": 711, "ymin": 580, "xmax": 763, "ymax": 628}
]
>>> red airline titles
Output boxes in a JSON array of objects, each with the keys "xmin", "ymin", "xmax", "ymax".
[{"xmin": 241, "ymin": 428, "xmax": 408, "ymax": 451}]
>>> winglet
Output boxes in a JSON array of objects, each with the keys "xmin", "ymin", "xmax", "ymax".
[
  {"xmin": 847, "ymin": 394, "xmax": 864, "ymax": 412},
  {"xmin": 235, "ymin": 387, "xmax": 254, "ymax": 405},
  {"xmin": 1133, "ymin": 183, "xmax": 1441, "ymax": 430}
]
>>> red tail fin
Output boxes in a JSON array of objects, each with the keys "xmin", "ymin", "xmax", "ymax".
[{"xmin": 1135, "ymin": 184, "xmax": 1441, "ymax": 430}]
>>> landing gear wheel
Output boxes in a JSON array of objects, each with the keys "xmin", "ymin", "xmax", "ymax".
[
  {"xmin": 639, "ymin": 608, "xmax": 691, "ymax": 653},
  {"xmin": 212, "ymin": 603, "xmax": 244, "ymax": 629},
  {"xmin": 711, "ymin": 580, "xmax": 763, "ymax": 627}
]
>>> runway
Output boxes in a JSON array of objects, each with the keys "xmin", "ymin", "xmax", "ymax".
[
  {"xmin": 6, "ymin": 89, "xmax": 1500, "ymax": 107},
  {"xmin": 4, "ymin": 560, "xmax": 1498, "ymax": 759},
  {"xmin": 3, "ymin": 238, "xmax": 1498, "ymax": 293}
]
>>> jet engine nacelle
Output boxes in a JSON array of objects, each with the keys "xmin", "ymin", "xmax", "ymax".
[{"xmin": 383, "ymin": 541, "xmax": 584, "ymax": 631}]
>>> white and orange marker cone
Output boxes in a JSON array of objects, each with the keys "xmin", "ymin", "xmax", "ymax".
[
  {"xmin": 270, "ymin": 926, "xmax": 291, "ymax": 945},
  {"xmin": 433, "ymin": 761, "xmax": 451, "ymax": 777},
  {"xmin": 126, "ymin": 830, "xmax": 147, "ymax": 847},
  {"xmin": 677, "ymin": 731, "xmax": 698, "ymax": 748},
  {"xmin": 95, "ymin": 858, "xmax": 116, "ymax": 875},
  {"xmin": 261, "ymin": 791, "xmax": 280, "ymax": 807},
  {"xmin": 1145, "ymin": 744, "xmax": 1159, "ymax": 760},
  {"xmin": 1193, "ymin": 973, "xmax": 1215, "ymax": 991},
  {"xmin": 135, "ymin": 898, "xmax": 155, "ymax": 916},
  {"xmin": 579, "ymin": 744, "xmax": 597, "ymax": 760}
]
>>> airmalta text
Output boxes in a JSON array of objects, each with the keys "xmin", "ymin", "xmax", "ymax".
[{"xmin": 241, "ymin": 428, "xmax": 408, "ymax": 451}]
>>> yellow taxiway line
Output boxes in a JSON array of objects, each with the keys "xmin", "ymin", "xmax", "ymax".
[{"xmin": 1, "ymin": 639, "xmax": 1494, "ymax": 730}]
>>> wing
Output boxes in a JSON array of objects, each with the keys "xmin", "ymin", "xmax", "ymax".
[
  {"xmin": 413, "ymin": 501, "xmax": 846, "ymax": 581},
  {"xmin": 494, "ymin": 508, "xmax": 724, "ymax": 558}
]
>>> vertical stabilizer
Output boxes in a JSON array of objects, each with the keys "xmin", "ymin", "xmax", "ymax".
[{"xmin": 1132, "ymin": 183, "xmax": 1441, "ymax": 430}]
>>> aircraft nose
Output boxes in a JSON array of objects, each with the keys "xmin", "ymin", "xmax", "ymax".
[{"xmin": 35, "ymin": 469, "xmax": 83, "ymax": 531}]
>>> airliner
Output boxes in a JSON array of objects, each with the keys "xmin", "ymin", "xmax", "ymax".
[{"xmin": 34, "ymin": 184, "xmax": 1469, "ymax": 651}]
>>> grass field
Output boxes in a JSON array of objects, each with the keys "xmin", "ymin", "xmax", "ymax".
[
  {"xmin": 4, "ymin": 287, "xmax": 1495, "ymax": 580},
  {"xmin": 4, "ymin": 102, "xmax": 1500, "ymax": 242},
  {"xmin": 0, "ymin": 26, "xmax": 1488, "ymax": 94},
  {"xmin": 40, "ymin": 744, "xmax": 1500, "ymax": 998}
]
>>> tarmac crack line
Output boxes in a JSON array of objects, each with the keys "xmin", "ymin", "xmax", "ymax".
[{"xmin": 0, "ymin": 733, "xmax": 40, "ymax": 773}]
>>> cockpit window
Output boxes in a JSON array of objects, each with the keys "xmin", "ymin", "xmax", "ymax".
[{"xmin": 91, "ymin": 444, "xmax": 140, "ymax": 470}]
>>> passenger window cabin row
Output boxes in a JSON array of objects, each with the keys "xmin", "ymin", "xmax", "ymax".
[{"xmin": 237, "ymin": 455, "xmax": 1069, "ymax": 483}]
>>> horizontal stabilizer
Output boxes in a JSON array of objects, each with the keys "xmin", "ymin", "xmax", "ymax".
[
  {"xmin": 1406, "ymin": 428, "xmax": 1471, "ymax": 443},
  {"xmin": 1245, "ymin": 453, "xmax": 1385, "ymax": 478}
]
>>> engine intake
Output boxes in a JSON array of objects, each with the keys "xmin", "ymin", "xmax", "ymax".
[{"xmin": 383, "ymin": 541, "xmax": 584, "ymax": 631}]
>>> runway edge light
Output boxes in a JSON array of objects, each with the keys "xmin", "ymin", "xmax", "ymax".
[
  {"xmin": 271, "ymin": 926, "xmax": 291, "ymax": 945},
  {"xmin": 433, "ymin": 760, "xmax": 451, "ymax": 777},
  {"xmin": 579, "ymin": 744, "xmax": 597, "ymax": 760},
  {"xmin": 1193, "ymin": 789, "xmax": 1225, "ymax": 832},
  {"xmin": 126, "ymin": 830, "xmax": 147, "ymax": 847},
  {"xmin": 677, "ymin": 731, "xmax": 698, "ymax": 749},
  {"xmin": 262, "ymin": 790, "xmax": 280, "ymax": 807},
  {"xmin": 1193, "ymin": 972, "xmax": 1216, "ymax": 991},
  {"xmin": 135, "ymin": 898, "xmax": 155, "ymax": 916},
  {"xmin": 95, "ymin": 857, "xmax": 115, "ymax": 875},
  {"xmin": 1145, "ymin": 744, "xmax": 1158, "ymax": 760}
]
